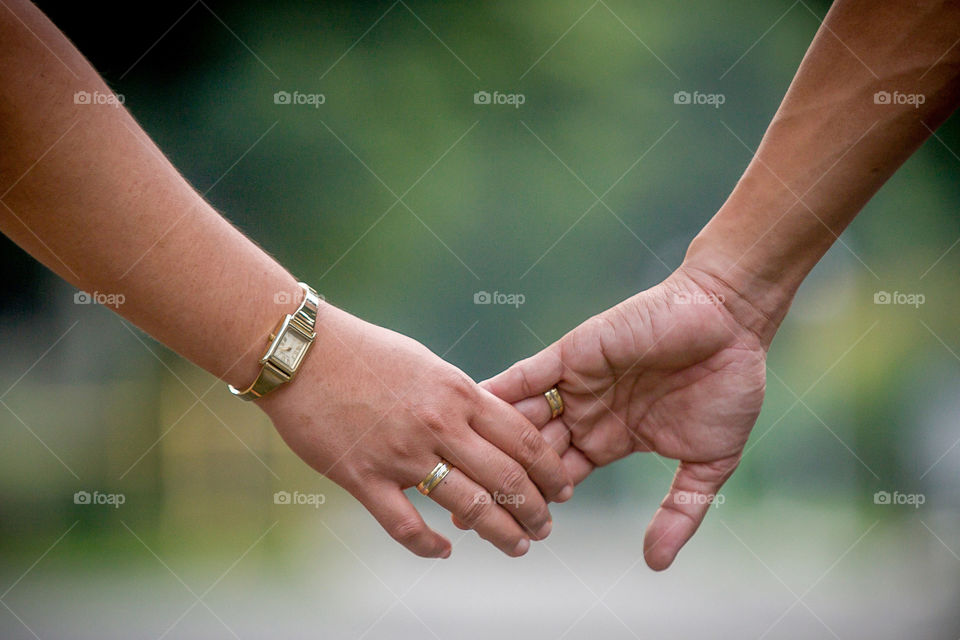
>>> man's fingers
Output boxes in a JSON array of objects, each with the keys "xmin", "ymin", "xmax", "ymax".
[
  {"xmin": 481, "ymin": 345, "xmax": 563, "ymax": 404},
  {"xmin": 561, "ymin": 446, "xmax": 595, "ymax": 485},
  {"xmin": 428, "ymin": 467, "xmax": 531, "ymax": 557},
  {"xmin": 359, "ymin": 484, "xmax": 451, "ymax": 558},
  {"xmin": 540, "ymin": 419, "xmax": 571, "ymax": 457},
  {"xmin": 643, "ymin": 457, "xmax": 739, "ymax": 571},
  {"xmin": 511, "ymin": 395, "xmax": 554, "ymax": 429}
]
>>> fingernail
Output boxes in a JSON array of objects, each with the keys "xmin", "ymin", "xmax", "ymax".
[
  {"xmin": 557, "ymin": 484, "xmax": 574, "ymax": 502},
  {"xmin": 440, "ymin": 547, "xmax": 451, "ymax": 559},
  {"xmin": 512, "ymin": 538, "xmax": 530, "ymax": 556},
  {"xmin": 535, "ymin": 520, "xmax": 553, "ymax": 540}
]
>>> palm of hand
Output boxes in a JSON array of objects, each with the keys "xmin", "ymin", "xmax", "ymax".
[
  {"xmin": 558, "ymin": 275, "xmax": 766, "ymax": 468},
  {"xmin": 486, "ymin": 270, "xmax": 767, "ymax": 569}
]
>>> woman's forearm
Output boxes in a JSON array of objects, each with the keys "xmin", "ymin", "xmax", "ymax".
[
  {"xmin": 684, "ymin": 0, "xmax": 960, "ymax": 343},
  {"xmin": 0, "ymin": 0, "xmax": 299, "ymax": 388},
  {"xmin": 1, "ymin": 1, "xmax": 573, "ymax": 557}
]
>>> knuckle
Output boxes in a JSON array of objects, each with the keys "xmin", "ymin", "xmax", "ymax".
[
  {"xmin": 389, "ymin": 517, "xmax": 426, "ymax": 545},
  {"xmin": 528, "ymin": 505, "xmax": 551, "ymax": 532},
  {"xmin": 443, "ymin": 372, "xmax": 477, "ymax": 402},
  {"xmin": 458, "ymin": 492, "xmax": 491, "ymax": 528},
  {"xmin": 515, "ymin": 362, "xmax": 537, "ymax": 398},
  {"xmin": 514, "ymin": 426, "xmax": 547, "ymax": 464},
  {"xmin": 497, "ymin": 464, "xmax": 528, "ymax": 496},
  {"xmin": 533, "ymin": 503, "xmax": 550, "ymax": 524},
  {"xmin": 345, "ymin": 459, "xmax": 380, "ymax": 488},
  {"xmin": 414, "ymin": 404, "xmax": 452, "ymax": 437},
  {"xmin": 378, "ymin": 427, "xmax": 420, "ymax": 464},
  {"xmin": 387, "ymin": 437, "xmax": 420, "ymax": 465}
]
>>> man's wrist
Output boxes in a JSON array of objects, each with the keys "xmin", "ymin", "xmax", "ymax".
[{"xmin": 680, "ymin": 233, "xmax": 798, "ymax": 348}]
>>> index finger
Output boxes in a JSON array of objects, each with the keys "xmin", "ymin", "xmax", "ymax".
[{"xmin": 481, "ymin": 344, "xmax": 563, "ymax": 404}]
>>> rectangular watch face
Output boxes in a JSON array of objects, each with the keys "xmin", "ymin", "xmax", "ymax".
[{"xmin": 270, "ymin": 326, "xmax": 310, "ymax": 373}]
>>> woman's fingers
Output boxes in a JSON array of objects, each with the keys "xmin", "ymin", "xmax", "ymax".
[
  {"xmin": 509, "ymin": 394, "xmax": 571, "ymax": 456},
  {"xmin": 428, "ymin": 467, "xmax": 532, "ymax": 557},
  {"xmin": 485, "ymin": 368, "xmax": 576, "ymax": 475},
  {"xmin": 439, "ymin": 433, "xmax": 555, "ymax": 539},
  {"xmin": 472, "ymin": 392, "xmax": 573, "ymax": 503},
  {"xmin": 358, "ymin": 483, "xmax": 451, "ymax": 558}
]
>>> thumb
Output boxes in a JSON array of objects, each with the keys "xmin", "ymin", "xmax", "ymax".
[
  {"xmin": 480, "ymin": 343, "xmax": 563, "ymax": 404},
  {"xmin": 643, "ymin": 455, "xmax": 739, "ymax": 571}
]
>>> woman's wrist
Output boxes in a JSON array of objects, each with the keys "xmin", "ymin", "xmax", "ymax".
[{"xmin": 251, "ymin": 295, "xmax": 342, "ymax": 416}]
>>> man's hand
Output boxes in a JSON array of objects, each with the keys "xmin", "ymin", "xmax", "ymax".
[
  {"xmin": 258, "ymin": 304, "xmax": 573, "ymax": 559},
  {"xmin": 483, "ymin": 266, "xmax": 768, "ymax": 570}
]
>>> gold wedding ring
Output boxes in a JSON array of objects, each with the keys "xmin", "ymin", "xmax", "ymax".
[
  {"xmin": 544, "ymin": 387, "xmax": 564, "ymax": 419},
  {"xmin": 417, "ymin": 459, "xmax": 452, "ymax": 496}
]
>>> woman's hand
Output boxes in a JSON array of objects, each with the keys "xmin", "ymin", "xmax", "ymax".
[
  {"xmin": 257, "ymin": 305, "xmax": 573, "ymax": 558},
  {"xmin": 483, "ymin": 265, "xmax": 769, "ymax": 569}
]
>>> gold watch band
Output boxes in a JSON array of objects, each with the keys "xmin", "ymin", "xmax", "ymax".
[
  {"xmin": 228, "ymin": 283, "xmax": 319, "ymax": 401},
  {"xmin": 232, "ymin": 361, "xmax": 289, "ymax": 400}
]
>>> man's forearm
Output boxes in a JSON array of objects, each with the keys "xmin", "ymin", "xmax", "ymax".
[
  {"xmin": 0, "ymin": 0, "xmax": 299, "ymax": 388},
  {"xmin": 684, "ymin": 0, "xmax": 960, "ymax": 343}
]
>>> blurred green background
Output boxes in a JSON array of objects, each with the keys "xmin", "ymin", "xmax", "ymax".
[{"xmin": 1, "ymin": 1, "xmax": 958, "ymax": 638}]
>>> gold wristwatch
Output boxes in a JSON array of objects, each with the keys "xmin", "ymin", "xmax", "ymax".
[{"xmin": 228, "ymin": 282, "xmax": 320, "ymax": 400}]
